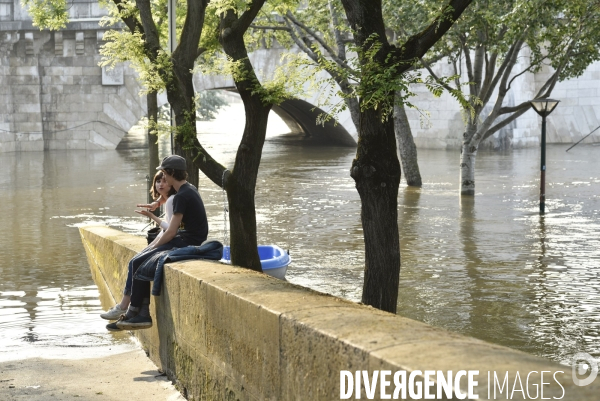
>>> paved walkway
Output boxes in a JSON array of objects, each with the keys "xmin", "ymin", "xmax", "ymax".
[{"xmin": 0, "ymin": 349, "xmax": 185, "ymax": 400}]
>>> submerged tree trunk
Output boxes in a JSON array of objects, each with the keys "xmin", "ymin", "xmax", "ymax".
[
  {"xmin": 460, "ymin": 142, "xmax": 477, "ymax": 196},
  {"xmin": 339, "ymin": 0, "xmax": 471, "ymax": 313},
  {"xmin": 459, "ymin": 116, "xmax": 481, "ymax": 196},
  {"xmin": 352, "ymin": 106, "xmax": 401, "ymax": 313},
  {"xmin": 393, "ymin": 95, "xmax": 422, "ymax": 187}
]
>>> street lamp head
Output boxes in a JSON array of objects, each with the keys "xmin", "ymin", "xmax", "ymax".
[{"xmin": 530, "ymin": 98, "xmax": 560, "ymax": 117}]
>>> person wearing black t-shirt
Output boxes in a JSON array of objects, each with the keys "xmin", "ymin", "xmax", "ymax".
[{"xmin": 109, "ymin": 155, "xmax": 208, "ymax": 330}]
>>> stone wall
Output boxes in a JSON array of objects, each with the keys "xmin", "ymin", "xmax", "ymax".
[
  {"xmin": 3, "ymin": 0, "xmax": 600, "ymax": 152},
  {"xmin": 406, "ymin": 48, "xmax": 600, "ymax": 150},
  {"xmin": 0, "ymin": 2, "xmax": 145, "ymax": 152},
  {"xmin": 79, "ymin": 226, "xmax": 599, "ymax": 400}
]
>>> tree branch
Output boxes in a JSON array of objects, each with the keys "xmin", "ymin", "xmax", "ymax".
[
  {"xmin": 472, "ymin": 31, "xmax": 485, "ymax": 94},
  {"xmin": 135, "ymin": 0, "xmax": 161, "ymax": 60},
  {"xmin": 479, "ymin": 51, "xmax": 497, "ymax": 103},
  {"xmin": 479, "ymin": 39, "xmax": 520, "ymax": 106},
  {"xmin": 249, "ymin": 24, "xmax": 290, "ymax": 31},
  {"xmin": 498, "ymin": 40, "xmax": 523, "ymax": 93},
  {"xmin": 112, "ymin": 0, "xmax": 145, "ymax": 36},
  {"xmin": 462, "ymin": 42, "xmax": 475, "ymax": 95},
  {"xmin": 236, "ymin": 0, "xmax": 267, "ymax": 34},
  {"xmin": 328, "ymin": 0, "xmax": 347, "ymax": 60},
  {"xmin": 285, "ymin": 10, "xmax": 352, "ymax": 70},
  {"xmin": 482, "ymin": 107, "xmax": 529, "ymax": 141},
  {"xmin": 399, "ymin": 0, "xmax": 473, "ymax": 61},
  {"xmin": 451, "ymin": 57, "xmax": 461, "ymax": 88},
  {"xmin": 420, "ymin": 57, "xmax": 455, "ymax": 92},
  {"xmin": 498, "ymin": 101, "xmax": 531, "ymax": 115},
  {"xmin": 175, "ymin": 0, "xmax": 208, "ymax": 66},
  {"xmin": 283, "ymin": 17, "xmax": 320, "ymax": 64}
]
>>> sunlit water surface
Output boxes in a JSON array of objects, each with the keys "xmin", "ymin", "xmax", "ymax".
[{"xmin": 1, "ymin": 101, "xmax": 599, "ymax": 366}]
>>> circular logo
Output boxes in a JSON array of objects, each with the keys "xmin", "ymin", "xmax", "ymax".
[{"xmin": 572, "ymin": 352, "xmax": 598, "ymax": 387}]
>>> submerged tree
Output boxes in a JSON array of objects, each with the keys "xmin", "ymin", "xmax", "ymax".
[{"xmin": 416, "ymin": 0, "xmax": 600, "ymax": 195}]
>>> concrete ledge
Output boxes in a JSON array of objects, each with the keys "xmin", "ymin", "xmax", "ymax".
[{"xmin": 80, "ymin": 226, "xmax": 598, "ymax": 400}]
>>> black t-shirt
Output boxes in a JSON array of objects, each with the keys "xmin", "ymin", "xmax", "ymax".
[{"xmin": 172, "ymin": 182, "xmax": 208, "ymax": 245}]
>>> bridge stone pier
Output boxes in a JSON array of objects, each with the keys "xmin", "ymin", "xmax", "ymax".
[{"xmin": 0, "ymin": 2, "xmax": 145, "ymax": 152}]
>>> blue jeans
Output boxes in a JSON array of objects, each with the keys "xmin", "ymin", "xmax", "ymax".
[{"xmin": 123, "ymin": 236, "xmax": 189, "ymax": 296}]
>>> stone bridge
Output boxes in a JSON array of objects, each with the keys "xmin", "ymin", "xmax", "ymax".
[
  {"xmin": 2, "ymin": 0, "xmax": 599, "ymax": 152},
  {"xmin": 0, "ymin": 1, "xmax": 356, "ymax": 153}
]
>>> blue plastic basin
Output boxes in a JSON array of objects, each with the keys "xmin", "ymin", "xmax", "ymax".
[{"xmin": 221, "ymin": 245, "xmax": 291, "ymax": 279}]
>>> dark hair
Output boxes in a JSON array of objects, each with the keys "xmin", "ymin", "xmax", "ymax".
[
  {"xmin": 150, "ymin": 171, "xmax": 177, "ymax": 199},
  {"xmin": 163, "ymin": 168, "xmax": 188, "ymax": 181}
]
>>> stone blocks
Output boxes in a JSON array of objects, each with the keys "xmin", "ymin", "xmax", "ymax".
[
  {"xmin": 0, "ymin": 26, "xmax": 144, "ymax": 153},
  {"xmin": 80, "ymin": 226, "xmax": 600, "ymax": 401}
]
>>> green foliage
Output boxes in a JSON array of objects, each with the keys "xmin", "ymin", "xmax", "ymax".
[
  {"xmin": 206, "ymin": 0, "xmax": 248, "ymax": 17},
  {"xmin": 22, "ymin": 0, "xmax": 68, "ymax": 30},
  {"xmin": 99, "ymin": 30, "xmax": 172, "ymax": 94},
  {"xmin": 355, "ymin": 37, "xmax": 418, "ymax": 119},
  {"xmin": 398, "ymin": 0, "xmax": 600, "ymax": 97},
  {"xmin": 150, "ymin": 91, "xmax": 228, "ymax": 139},
  {"xmin": 381, "ymin": 0, "xmax": 600, "ymax": 144}
]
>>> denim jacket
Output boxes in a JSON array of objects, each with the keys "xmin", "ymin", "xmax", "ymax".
[{"xmin": 134, "ymin": 240, "xmax": 223, "ymax": 296}]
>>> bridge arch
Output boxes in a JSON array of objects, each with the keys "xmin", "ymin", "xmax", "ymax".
[
  {"xmin": 272, "ymin": 99, "xmax": 356, "ymax": 147},
  {"xmin": 180, "ymin": 88, "xmax": 356, "ymax": 147},
  {"xmin": 192, "ymin": 46, "xmax": 358, "ymax": 147}
]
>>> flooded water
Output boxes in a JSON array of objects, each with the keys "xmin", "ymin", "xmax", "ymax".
[{"xmin": 1, "ymin": 101, "xmax": 599, "ymax": 367}]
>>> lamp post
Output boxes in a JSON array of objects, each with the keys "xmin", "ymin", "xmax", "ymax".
[
  {"xmin": 168, "ymin": 0, "xmax": 177, "ymax": 154},
  {"xmin": 529, "ymin": 98, "xmax": 560, "ymax": 215}
]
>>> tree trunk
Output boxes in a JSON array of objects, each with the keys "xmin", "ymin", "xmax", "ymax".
[
  {"xmin": 174, "ymin": 142, "xmax": 200, "ymax": 189},
  {"xmin": 147, "ymin": 91, "xmax": 159, "ymax": 170},
  {"xmin": 226, "ymin": 101, "xmax": 271, "ymax": 272},
  {"xmin": 219, "ymin": 5, "xmax": 271, "ymax": 272},
  {"xmin": 460, "ymin": 142, "xmax": 477, "ymax": 196},
  {"xmin": 393, "ymin": 95, "xmax": 422, "ymax": 187},
  {"xmin": 339, "ymin": 0, "xmax": 471, "ymax": 313},
  {"xmin": 351, "ymin": 106, "xmax": 401, "ymax": 313},
  {"xmin": 346, "ymin": 94, "xmax": 361, "ymax": 130},
  {"xmin": 147, "ymin": 91, "xmax": 160, "ymax": 216},
  {"xmin": 460, "ymin": 118, "xmax": 478, "ymax": 196}
]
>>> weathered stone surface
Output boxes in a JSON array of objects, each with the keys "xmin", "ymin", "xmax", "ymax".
[
  {"xmin": 0, "ymin": 8, "xmax": 144, "ymax": 153},
  {"xmin": 80, "ymin": 226, "xmax": 600, "ymax": 401}
]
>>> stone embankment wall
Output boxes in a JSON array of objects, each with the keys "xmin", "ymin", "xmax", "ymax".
[{"xmin": 79, "ymin": 226, "xmax": 598, "ymax": 400}]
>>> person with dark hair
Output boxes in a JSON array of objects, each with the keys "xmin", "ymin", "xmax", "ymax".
[
  {"xmin": 107, "ymin": 155, "xmax": 209, "ymax": 330},
  {"xmin": 100, "ymin": 170, "xmax": 176, "ymax": 321}
]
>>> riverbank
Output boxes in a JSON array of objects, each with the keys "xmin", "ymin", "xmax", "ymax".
[{"xmin": 0, "ymin": 349, "xmax": 185, "ymax": 401}]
